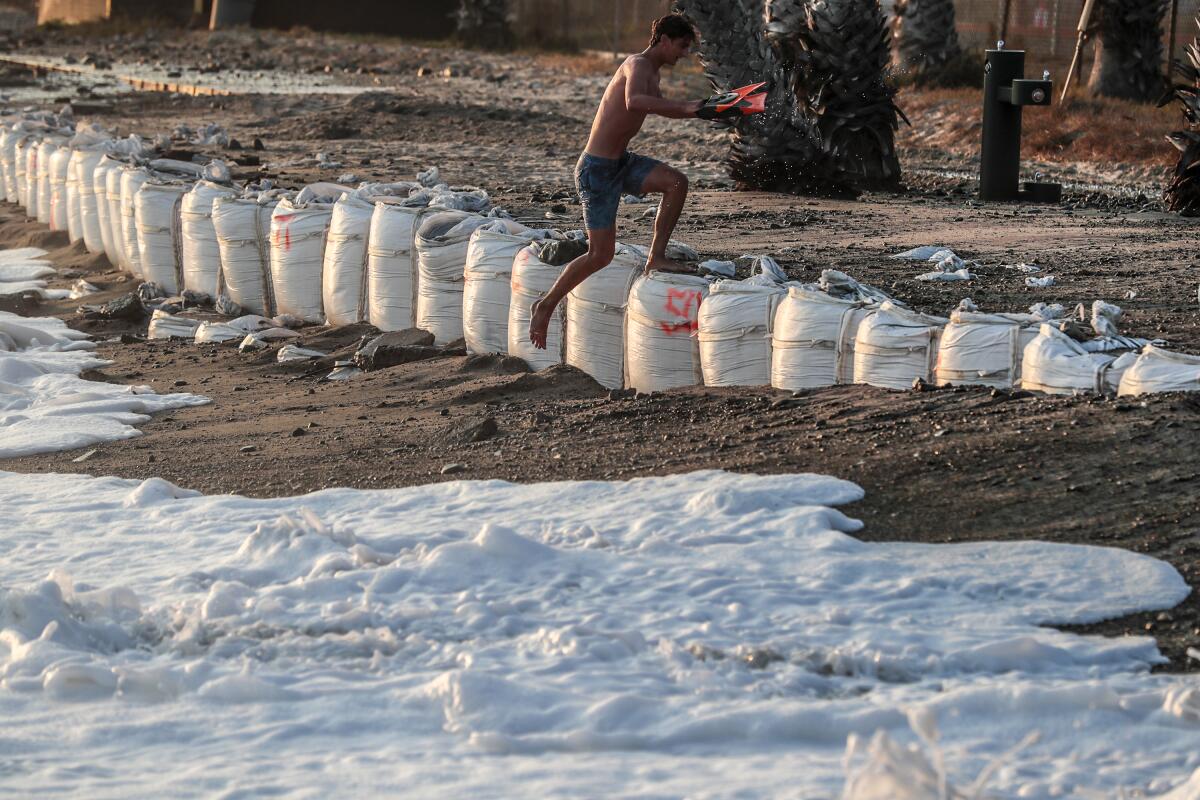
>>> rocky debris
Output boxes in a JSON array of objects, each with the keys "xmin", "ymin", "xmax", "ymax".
[
  {"xmin": 98, "ymin": 293, "xmax": 146, "ymax": 321},
  {"xmin": 442, "ymin": 415, "xmax": 498, "ymax": 444},
  {"xmin": 353, "ymin": 329, "xmax": 445, "ymax": 371},
  {"xmin": 440, "ymin": 462, "xmax": 467, "ymax": 475}
]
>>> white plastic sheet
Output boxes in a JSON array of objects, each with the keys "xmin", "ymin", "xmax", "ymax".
[
  {"xmin": 181, "ymin": 180, "xmax": 238, "ymax": 298},
  {"xmin": 415, "ymin": 211, "xmax": 489, "ymax": 344},
  {"xmin": 698, "ymin": 278, "xmax": 787, "ymax": 387},
  {"xmin": 507, "ymin": 243, "xmax": 566, "ymax": 369},
  {"xmin": 1020, "ymin": 324, "xmax": 1135, "ymax": 396},
  {"xmin": 269, "ymin": 196, "xmax": 335, "ymax": 324},
  {"xmin": 46, "ymin": 144, "xmax": 70, "ymax": 231},
  {"xmin": 463, "ymin": 222, "xmax": 547, "ymax": 354},
  {"xmin": 120, "ymin": 167, "xmax": 154, "ymax": 279},
  {"xmin": 147, "ymin": 310, "xmax": 201, "ymax": 340},
  {"xmin": 935, "ymin": 310, "xmax": 1043, "ymax": 389},
  {"xmin": 366, "ymin": 202, "xmax": 432, "ymax": 332},
  {"xmin": 854, "ymin": 301, "xmax": 948, "ymax": 390},
  {"xmin": 1117, "ymin": 345, "xmax": 1200, "ymax": 397},
  {"xmin": 624, "ymin": 271, "xmax": 710, "ymax": 392},
  {"xmin": 135, "ymin": 181, "xmax": 191, "ymax": 295},
  {"xmin": 68, "ymin": 148, "xmax": 106, "ymax": 250},
  {"xmin": 564, "ymin": 244, "xmax": 643, "ymax": 390},
  {"xmin": 771, "ymin": 285, "xmax": 872, "ymax": 391},
  {"xmin": 212, "ymin": 194, "xmax": 281, "ymax": 317}
]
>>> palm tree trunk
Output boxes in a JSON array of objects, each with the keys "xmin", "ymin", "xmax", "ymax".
[{"xmin": 1087, "ymin": 0, "xmax": 1169, "ymax": 101}]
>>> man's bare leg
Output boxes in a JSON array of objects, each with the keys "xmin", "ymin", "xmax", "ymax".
[
  {"xmin": 640, "ymin": 164, "xmax": 690, "ymax": 273},
  {"xmin": 529, "ymin": 228, "xmax": 617, "ymax": 350}
]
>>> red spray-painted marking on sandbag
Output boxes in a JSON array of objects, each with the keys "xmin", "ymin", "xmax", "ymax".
[
  {"xmin": 658, "ymin": 288, "xmax": 702, "ymax": 335},
  {"xmin": 272, "ymin": 214, "xmax": 295, "ymax": 251}
]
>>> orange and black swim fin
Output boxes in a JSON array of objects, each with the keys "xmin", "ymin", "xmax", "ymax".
[{"xmin": 697, "ymin": 82, "xmax": 768, "ymax": 120}]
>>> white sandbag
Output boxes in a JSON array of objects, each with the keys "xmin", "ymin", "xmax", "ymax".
[
  {"xmin": 0, "ymin": 130, "xmax": 20, "ymax": 202},
  {"xmin": 698, "ymin": 278, "xmax": 787, "ymax": 387},
  {"xmin": 45, "ymin": 143, "xmax": 69, "ymax": 230},
  {"xmin": 103, "ymin": 162, "xmax": 129, "ymax": 270},
  {"xmin": 935, "ymin": 310, "xmax": 1042, "ymax": 390},
  {"xmin": 91, "ymin": 156, "xmax": 121, "ymax": 266},
  {"xmin": 147, "ymin": 310, "xmax": 200, "ymax": 340},
  {"xmin": 624, "ymin": 271, "xmax": 710, "ymax": 392},
  {"xmin": 1020, "ymin": 323, "xmax": 1134, "ymax": 396},
  {"xmin": 19, "ymin": 137, "xmax": 38, "ymax": 214},
  {"xmin": 507, "ymin": 243, "xmax": 567, "ymax": 369},
  {"xmin": 193, "ymin": 315, "xmax": 274, "ymax": 344},
  {"xmin": 366, "ymin": 202, "xmax": 432, "ymax": 332},
  {"xmin": 120, "ymin": 167, "xmax": 154, "ymax": 279},
  {"xmin": 414, "ymin": 211, "xmax": 489, "ymax": 344},
  {"xmin": 319, "ymin": 183, "xmax": 418, "ymax": 326},
  {"xmin": 71, "ymin": 148, "xmax": 108, "ymax": 254},
  {"xmin": 771, "ymin": 286, "xmax": 871, "ymax": 391},
  {"xmin": 1117, "ymin": 345, "xmax": 1200, "ymax": 396},
  {"xmin": 564, "ymin": 244, "xmax": 643, "ymax": 390},
  {"xmin": 854, "ymin": 301, "xmax": 948, "ymax": 390},
  {"xmin": 269, "ymin": 196, "xmax": 335, "ymax": 324},
  {"xmin": 213, "ymin": 193, "xmax": 281, "ymax": 317},
  {"xmin": 135, "ymin": 181, "xmax": 191, "ymax": 295},
  {"xmin": 36, "ymin": 139, "xmax": 61, "ymax": 225},
  {"xmin": 463, "ymin": 222, "xmax": 547, "ymax": 354},
  {"xmin": 14, "ymin": 136, "xmax": 33, "ymax": 209},
  {"xmin": 181, "ymin": 180, "xmax": 238, "ymax": 297}
]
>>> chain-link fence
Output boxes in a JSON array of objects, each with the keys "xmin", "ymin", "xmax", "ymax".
[{"xmin": 509, "ymin": 0, "xmax": 1199, "ymax": 78}]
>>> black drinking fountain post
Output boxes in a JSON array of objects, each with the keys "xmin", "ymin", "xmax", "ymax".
[{"xmin": 979, "ymin": 42, "xmax": 1061, "ymax": 203}]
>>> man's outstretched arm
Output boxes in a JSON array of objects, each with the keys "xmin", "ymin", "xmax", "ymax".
[{"xmin": 625, "ymin": 59, "xmax": 699, "ymax": 119}]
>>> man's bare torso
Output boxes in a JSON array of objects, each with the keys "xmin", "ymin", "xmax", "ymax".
[{"xmin": 584, "ymin": 55, "xmax": 662, "ymax": 159}]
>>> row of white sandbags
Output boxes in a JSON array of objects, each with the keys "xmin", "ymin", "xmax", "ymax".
[{"xmin": 458, "ymin": 231, "xmax": 711, "ymax": 392}]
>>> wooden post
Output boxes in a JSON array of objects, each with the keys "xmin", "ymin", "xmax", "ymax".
[
  {"xmin": 1166, "ymin": 0, "xmax": 1180, "ymax": 81},
  {"xmin": 1059, "ymin": 0, "xmax": 1096, "ymax": 103}
]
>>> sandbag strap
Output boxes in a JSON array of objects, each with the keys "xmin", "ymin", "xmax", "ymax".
[
  {"xmin": 356, "ymin": 218, "xmax": 373, "ymax": 322},
  {"xmin": 170, "ymin": 193, "xmax": 185, "ymax": 294},
  {"xmin": 697, "ymin": 324, "xmax": 770, "ymax": 343},
  {"xmin": 255, "ymin": 204, "xmax": 276, "ymax": 318},
  {"xmin": 834, "ymin": 306, "xmax": 860, "ymax": 385}
]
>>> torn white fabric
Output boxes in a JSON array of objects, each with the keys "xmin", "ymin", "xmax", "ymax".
[{"xmin": 146, "ymin": 310, "xmax": 200, "ymax": 340}]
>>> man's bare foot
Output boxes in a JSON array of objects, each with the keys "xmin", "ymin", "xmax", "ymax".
[
  {"xmin": 644, "ymin": 253, "xmax": 694, "ymax": 275},
  {"xmin": 528, "ymin": 296, "xmax": 553, "ymax": 350}
]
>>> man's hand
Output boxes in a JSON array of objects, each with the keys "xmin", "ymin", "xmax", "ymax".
[{"xmin": 696, "ymin": 96, "xmax": 743, "ymax": 120}]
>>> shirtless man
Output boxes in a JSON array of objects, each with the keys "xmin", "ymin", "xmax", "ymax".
[{"xmin": 528, "ymin": 14, "xmax": 707, "ymax": 350}]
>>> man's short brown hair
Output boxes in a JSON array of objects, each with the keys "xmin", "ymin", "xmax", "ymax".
[{"xmin": 649, "ymin": 14, "xmax": 696, "ymax": 47}]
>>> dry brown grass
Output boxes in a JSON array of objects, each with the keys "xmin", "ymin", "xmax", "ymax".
[{"xmin": 898, "ymin": 85, "xmax": 1179, "ymax": 168}]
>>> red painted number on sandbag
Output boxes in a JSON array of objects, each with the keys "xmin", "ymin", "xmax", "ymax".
[{"xmin": 664, "ymin": 288, "xmax": 700, "ymax": 318}]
